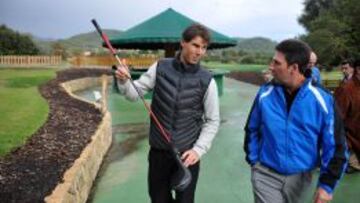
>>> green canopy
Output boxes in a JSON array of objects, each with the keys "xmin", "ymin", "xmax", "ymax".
[{"xmin": 109, "ymin": 8, "xmax": 236, "ymax": 56}]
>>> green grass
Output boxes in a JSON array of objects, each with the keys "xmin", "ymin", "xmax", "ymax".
[
  {"xmin": 203, "ymin": 61, "xmax": 343, "ymax": 80},
  {"xmin": 321, "ymin": 69, "xmax": 342, "ymax": 80},
  {"xmin": 0, "ymin": 68, "xmax": 57, "ymax": 156},
  {"xmin": 203, "ymin": 61, "xmax": 267, "ymax": 72}
]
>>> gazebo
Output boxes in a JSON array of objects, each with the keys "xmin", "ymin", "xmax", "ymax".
[{"xmin": 109, "ymin": 8, "xmax": 236, "ymax": 57}]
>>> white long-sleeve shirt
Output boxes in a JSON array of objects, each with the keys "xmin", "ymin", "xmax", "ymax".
[{"xmin": 117, "ymin": 62, "xmax": 220, "ymax": 158}]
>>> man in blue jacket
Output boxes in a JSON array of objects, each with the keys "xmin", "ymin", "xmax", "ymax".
[{"xmin": 244, "ymin": 39, "xmax": 348, "ymax": 203}]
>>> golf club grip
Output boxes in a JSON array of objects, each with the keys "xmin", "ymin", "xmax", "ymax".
[
  {"xmin": 91, "ymin": 19, "xmax": 102, "ymax": 35},
  {"xmin": 91, "ymin": 19, "xmax": 116, "ymax": 55}
]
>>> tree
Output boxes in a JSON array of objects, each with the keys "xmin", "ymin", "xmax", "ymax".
[
  {"xmin": 298, "ymin": 0, "xmax": 335, "ymax": 31},
  {"xmin": 0, "ymin": 25, "xmax": 39, "ymax": 55},
  {"xmin": 51, "ymin": 42, "xmax": 68, "ymax": 59},
  {"xmin": 299, "ymin": 0, "xmax": 360, "ymax": 65}
]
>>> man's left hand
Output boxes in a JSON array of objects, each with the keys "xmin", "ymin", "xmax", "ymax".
[
  {"xmin": 314, "ymin": 187, "xmax": 333, "ymax": 203},
  {"xmin": 181, "ymin": 150, "xmax": 199, "ymax": 167}
]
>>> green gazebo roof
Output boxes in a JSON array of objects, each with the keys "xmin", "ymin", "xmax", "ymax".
[{"xmin": 109, "ymin": 8, "xmax": 236, "ymax": 50}]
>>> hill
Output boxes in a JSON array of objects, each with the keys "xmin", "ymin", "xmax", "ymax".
[
  {"xmin": 232, "ymin": 37, "xmax": 277, "ymax": 54},
  {"xmin": 58, "ymin": 29, "xmax": 122, "ymax": 50},
  {"xmin": 32, "ymin": 29, "xmax": 123, "ymax": 54},
  {"xmin": 206, "ymin": 37, "xmax": 277, "ymax": 64}
]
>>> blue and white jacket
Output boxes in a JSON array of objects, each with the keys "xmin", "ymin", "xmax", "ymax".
[
  {"xmin": 244, "ymin": 79, "xmax": 348, "ymax": 194},
  {"xmin": 311, "ymin": 66, "xmax": 322, "ymax": 85}
]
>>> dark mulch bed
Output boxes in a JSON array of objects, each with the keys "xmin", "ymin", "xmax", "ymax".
[
  {"xmin": 0, "ymin": 68, "xmax": 112, "ymax": 203},
  {"xmin": 226, "ymin": 71, "xmax": 265, "ymax": 86}
]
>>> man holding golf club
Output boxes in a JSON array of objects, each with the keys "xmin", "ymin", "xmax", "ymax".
[
  {"xmin": 115, "ymin": 24, "xmax": 220, "ymax": 203},
  {"xmin": 244, "ymin": 39, "xmax": 348, "ymax": 203}
]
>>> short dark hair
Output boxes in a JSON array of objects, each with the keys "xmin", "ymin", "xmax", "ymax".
[
  {"xmin": 341, "ymin": 59, "xmax": 354, "ymax": 68},
  {"xmin": 275, "ymin": 39, "xmax": 311, "ymax": 75},
  {"xmin": 182, "ymin": 23, "xmax": 211, "ymax": 44}
]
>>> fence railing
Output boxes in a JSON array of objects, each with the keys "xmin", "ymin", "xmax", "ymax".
[
  {"xmin": 69, "ymin": 55, "xmax": 159, "ymax": 69},
  {"xmin": 0, "ymin": 55, "xmax": 62, "ymax": 66}
]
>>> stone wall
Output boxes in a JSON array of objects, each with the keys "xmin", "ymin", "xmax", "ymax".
[{"xmin": 44, "ymin": 77, "xmax": 112, "ymax": 203}]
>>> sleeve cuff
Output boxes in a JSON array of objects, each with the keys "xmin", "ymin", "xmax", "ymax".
[
  {"xmin": 317, "ymin": 183, "xmax": 333, "ymax": 195},
  {"xmin": 250, "ymin": 160, "xmax": 257, "ymax": 167},
  {"xmin": 192, "ymin": 146, "xmax": 206, "ymax": 159}
]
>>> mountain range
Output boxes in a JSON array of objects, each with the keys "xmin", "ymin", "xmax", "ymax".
[
  {"xmin": 31, "ymin": 30, "xmax": 277, "ymax": 55},
  {"xmin": 32, "ymin": 29, "xmax": 123, "ymax": 54}
]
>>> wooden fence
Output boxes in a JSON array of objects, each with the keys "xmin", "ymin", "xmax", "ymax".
[
  {"xmin": 0, "ymin": 55, "xmax": 62, "ymax": 66},
  {"xmin": 70, "ymin": 55, "xmax": 159, "ymax": 69}
]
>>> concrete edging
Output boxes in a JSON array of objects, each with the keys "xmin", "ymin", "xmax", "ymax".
[{"xmin": 44, "ymin": 77, "xmax": 112, "ymax": 203}]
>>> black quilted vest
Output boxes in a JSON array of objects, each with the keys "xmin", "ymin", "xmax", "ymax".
[{"xmin": 149, "ymin": 57, "xmax": 212, "ymax": 152}]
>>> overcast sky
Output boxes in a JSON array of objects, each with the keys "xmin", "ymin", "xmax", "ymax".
[{"xmin": 0, "ymin": 0, "xmax": 306, "ymax": 41}]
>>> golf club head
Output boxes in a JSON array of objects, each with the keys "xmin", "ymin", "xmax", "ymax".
[{"xmin": 170, "ymin": 148, "xmax": 192, "ymax": 192}]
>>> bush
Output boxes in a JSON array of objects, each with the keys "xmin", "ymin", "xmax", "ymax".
[{"xmin": 241, "ymin": 55, "xmax": 256, "ymax": 64}]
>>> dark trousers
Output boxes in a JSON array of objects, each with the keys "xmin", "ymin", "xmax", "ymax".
[{"xmin": 148, "ymin": 148, "xmax": 200, "ymax": 203}]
